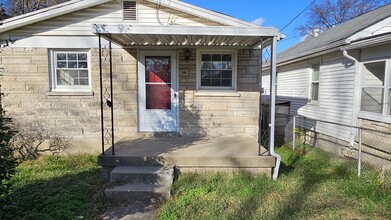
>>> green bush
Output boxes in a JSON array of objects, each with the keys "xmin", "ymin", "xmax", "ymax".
[{"xmin": 0, "ymin": 106, "xmax": 16, "ymax": 196}]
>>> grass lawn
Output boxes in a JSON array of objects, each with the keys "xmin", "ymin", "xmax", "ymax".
[
  {"xmin": 159, "ymin": 146, "xmax": 391, "ymax": 220},
  {"xmin": 0, "ymin": 154, "xmax": 105, "ymax": 220}
]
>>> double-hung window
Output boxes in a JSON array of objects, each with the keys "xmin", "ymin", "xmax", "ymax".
[
  {"xmin": 197, "ymin": 50, "xmax": 237, "ymax": 90},
  {"xmin": 309, "ymin": 63, "xmax": 320, "ymax": 102},
  {"xmin": 51, "ymin": 50, "xmax": 91, "ymax": 92},
  {"xmin": 361, "ymin": 61, "xmax": 390, "ymax": 115}
]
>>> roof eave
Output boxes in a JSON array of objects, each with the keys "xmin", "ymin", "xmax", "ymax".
[{"xmin": 0, "ymin": 0, "xmax": 114, "ymax": 34}]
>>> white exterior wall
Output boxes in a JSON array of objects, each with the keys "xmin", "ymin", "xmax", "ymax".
[
  {"xmin": 6, "ymin": 0, "xmax": 220, "ymax": 37},
  {"xmin": 264, "ymin": 51, "xmax": 357, "ymax": 142}
]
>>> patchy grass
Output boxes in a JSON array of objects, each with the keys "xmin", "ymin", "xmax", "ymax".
[
  {"xmin": 159, "ymin": 146, "xmax": 391, "ymax": 220},
  {"xmin": 1, "ymin": 154, "xmax": 105, "ymax": 220}
]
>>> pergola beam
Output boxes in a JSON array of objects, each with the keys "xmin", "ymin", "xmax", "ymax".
[{"xmin": 92, "ymin": 24, "xmax": 279, "ymax": 37}]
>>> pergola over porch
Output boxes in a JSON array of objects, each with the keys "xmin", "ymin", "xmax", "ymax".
[{"xmin": 92, "ymin": 24, "xmax": 281, "ymax": 179}]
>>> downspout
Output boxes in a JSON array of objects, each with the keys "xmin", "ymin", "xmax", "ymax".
[
  {"xmin": 342, "ymin": 49, "xmax": 361, "ymax": 145},
  {"xmin": 269, "ymin": 36, "xmax": 281, "ymax": 180}
]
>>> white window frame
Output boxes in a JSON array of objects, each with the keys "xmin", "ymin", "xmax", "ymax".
[
  {"xmin": 196, "ymin": 49, "xmax": 237, "ymax": 91},
  {"xmin": 358, "ymin": 59, "xmax": 391, "ymax": 121},
  {"xmin": 308, "ymin": 62, "xmax": 320, "ymax": 103},
  {"xmin": 49, "ymin": 49, "xmax": 92, "ymax": 92}
]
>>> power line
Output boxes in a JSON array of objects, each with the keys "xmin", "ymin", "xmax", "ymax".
[{"xmin": 280, "ymin": 0, "xmax": 316, "ymax": 32}]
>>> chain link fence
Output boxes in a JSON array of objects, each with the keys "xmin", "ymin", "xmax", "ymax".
[{"xmin": 263, "ymin": 113, "xmax": 391, "ymax": 189}]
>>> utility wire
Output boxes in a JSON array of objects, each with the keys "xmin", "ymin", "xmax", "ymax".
[{"xmin": 280, "ymin": 0, "xmax": 316, "ymax": 32}]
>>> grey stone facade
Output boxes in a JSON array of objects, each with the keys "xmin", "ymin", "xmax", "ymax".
[{"xmin": 0, "ymin": 47, "xmax": 261, "ymax": 152}]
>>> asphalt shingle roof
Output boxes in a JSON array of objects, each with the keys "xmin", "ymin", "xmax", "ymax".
[{"xmin": 277, "ymin": 3, "xmax": 391, "ymax": 64}]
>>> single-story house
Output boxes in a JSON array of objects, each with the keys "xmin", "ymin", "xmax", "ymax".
[
  {"xmin": 0, "ymin": 0, "xmax": 282, "ymax": 178},
  {"xmin": 262, "ymin": 3, "xmax": 391, "ymax": 165}
]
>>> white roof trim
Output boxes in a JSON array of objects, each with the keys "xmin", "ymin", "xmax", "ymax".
[
  {"xmin": 0, "ymin": 0, "xmax": 114, "ymax": 34},
  {"xmin": 346, "ymin": 16, "xmax": 391, "ymax": 43},
  {"xmin": 93, "ymin": 24, "xmax": 279, "ymax": 36},
  {"xmin": 142, "ymin": 0, "xmax": 259, "ymax": 28}
]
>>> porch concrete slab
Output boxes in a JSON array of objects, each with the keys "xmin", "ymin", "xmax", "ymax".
[
  {"xmin": 106, "ymin": 135, "xmax": 268, "ymax": 157},
  {"xmin": 99, "ymin": 136, "xmax": 275, "ymax": 171}
]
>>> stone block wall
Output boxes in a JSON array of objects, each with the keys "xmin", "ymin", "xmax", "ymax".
[
  {"xmin": 0, "ymin": 47, "xmax": 262, "ymax": 152},
  {"xmin": 0, "ymin": 47, "xmax": 137, "ymax": 152},
  {"xmin": 178, "ymin": 49, "xmax": 261, "ymax": 138}
]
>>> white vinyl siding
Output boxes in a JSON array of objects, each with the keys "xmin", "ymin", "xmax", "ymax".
[
  {"xmin": 266, "ymin": 52, "xmax": 356, "ymax": 142},
  {"xmin": 9, "ymin": 0, "xmax": 220, "ymax": 36}
]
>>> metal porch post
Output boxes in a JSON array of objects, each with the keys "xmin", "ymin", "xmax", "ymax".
[
  {"xmin": 109, "ymin": 35, "xmax": 115, "ymax": 155},
  {"xmin": 258, "ymin": 37, "xmax": 264, "ymax": 156},
  {"xmin": 99, "ymin": 34, "xmax": 105, "ymax": 155}
]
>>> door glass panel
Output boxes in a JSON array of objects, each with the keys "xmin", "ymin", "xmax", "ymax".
[
  {"xmin": 145, "ymin": 56, "xmax": 171, "ymax": 83},
  {"xmin": 145, "ymin": 56, "xmax": 171, "ymax": 110}
]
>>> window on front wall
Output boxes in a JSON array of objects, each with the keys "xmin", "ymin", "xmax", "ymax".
[
  {"xmin": 197, "ymin": 50, "xmax": 236, "ymax": 90},
  {"xmin": 51, "ymin": 50, "xmax": 91, "ymax": 92},
  {"xmin": 361, "ymin": 61, "xmax": 390, "ymax": 115},
  {"xmin": 310, "ymin": 63, "xmax": 320, "ymax": 101}
]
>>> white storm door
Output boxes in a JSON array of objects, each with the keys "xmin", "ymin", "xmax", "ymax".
[{"xmin": 138, "ymin": 51, "xmax": 178, "ymax": 132}]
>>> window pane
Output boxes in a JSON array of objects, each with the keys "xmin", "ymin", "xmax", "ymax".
[
  {"xmin": 212, "ymin": 54, "xmax": 221, "ymax": 61},
  {"xmin": 222, "ymin": 55, "xmax": 231, "ymax": 61},
  {"xmin": 68, "ymin": 62, "xmax": 77, "ymax": 68},
  {"xmin": 311, "ymin": 83, "xmax": 319, "ymax": 101},
  {"xmin": 388, "ymin": 89, "xmax": 391, "ymax": 115},
  {"xmin": 361, "ymin": 88, "xmax": 383, "ymax": 113},
  {"xmin": 200, "ymin": 53, "xmax": 233, "ymax": 88},
  {"xmin": 67, "ymin": 54, "xmax": 77, "ymax": 60},
  {"xmin": 78, "ymin": 53, "xmax": 87, "ymax": 60},
  {"xmin": 57, "ymin": 70, "xmax": 76, "ymax": 86},
  {"xmin": 57, "ymin": 53, "xmax": 66, "ymax": 60},
  {"xmin": 312, "ymin": 64, "xmax": 320, "ymax": 81},
  {"xmin": 363, "ymin": 62, "xmax": 385, "ymax": 87},
  {"xmin": 201, "ymin": 62, "xmax": 212, "ymax": 69},
  {"xmin": 202, "ymin": 54, "xmax": 211, "ymax": 61},
  {"xmin": 212, "ymin": 62, "xmax": 222, "ymax": 70},
  {"xmin": 78, "ymin": 62, "xmax": 88, "ymax": 68},
  {"xmin": 57, "ymin": 62, "xmax": 66, "ymax": 68}
]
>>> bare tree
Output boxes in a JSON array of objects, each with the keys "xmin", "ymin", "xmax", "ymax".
[
  {"xmin": 297, "ymin": 0, "xmax": 391, "ymax": 37},
  {"xmin": 2, "ymin": 0, "xmax": 69, "ymax": 16}
]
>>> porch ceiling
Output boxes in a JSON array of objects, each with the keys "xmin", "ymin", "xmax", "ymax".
[{"xmin": 92, "ymin": 24, "xmax": 279, "ymax": 48}]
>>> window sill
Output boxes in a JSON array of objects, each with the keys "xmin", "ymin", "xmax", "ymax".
[
  {"xmin": 195, "ymin": 91, "xmax": 241, "ymax": 97},
  {"xmin": 358, "ymin": 112, "xmax": 391, "ymax": 124},
  {"xmin": 47, "ymin": 91, "xmax": 94, "ymax": 96}
]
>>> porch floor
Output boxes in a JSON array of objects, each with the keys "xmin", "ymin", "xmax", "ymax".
[{"xmin": 98, "ymin": 135, "xmax": 276, "ymax": 176}]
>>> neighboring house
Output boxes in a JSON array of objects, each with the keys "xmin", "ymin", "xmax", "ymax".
[
  {"xmin": 0, "ymin": 0, "xmax": 280, "ymax": 153},
  {"xmin": 262, "ymin": 4, "xmax": 391, "ymax": 165}
]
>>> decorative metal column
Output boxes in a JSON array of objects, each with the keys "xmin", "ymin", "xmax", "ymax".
[{"xmin": 98, "ymin": 34, "xmax": 115, "ymax": 155}]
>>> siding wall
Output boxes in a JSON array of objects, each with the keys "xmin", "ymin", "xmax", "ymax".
[
  {"xmin": 7, "ymin": 0, "xmax": 220, "ymax": 37},
  {"xmin": 263, "ymin": 51, "xmax": 357, "ymax": 142}
]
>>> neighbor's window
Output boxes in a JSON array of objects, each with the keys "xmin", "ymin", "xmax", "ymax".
[
  {"xmin": 361, "ymin": 61, "xmax": 390, "ymax": 115},
  {"xmin": 51, "ymin": 50, "xmax": 91, "ymax": 91},
  {"xmin": 310, "ymin": 63, "xmax": 320, "ymax": 101},
  {"xmin": 198, "ymin": 50, "xmax": 236, "ymax": 90}
]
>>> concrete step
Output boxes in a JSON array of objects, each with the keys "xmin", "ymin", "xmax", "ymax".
[
  {"xmin": 105, "ymin": 183, "xmax": 171, "ymax": 204},
  {"xmin": 110, "ymin": 166, "xmax": 174, "ymax": 184}
]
